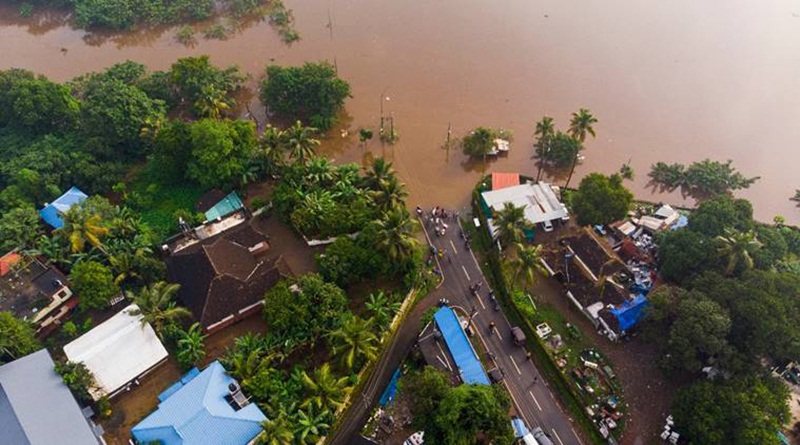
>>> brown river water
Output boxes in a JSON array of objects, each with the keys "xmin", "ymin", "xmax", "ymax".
[{"xmin": 2, "ymin": 0, "xmax": 800, "ymax": 223}]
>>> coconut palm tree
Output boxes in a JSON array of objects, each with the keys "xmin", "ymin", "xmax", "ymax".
[
  {"xmin": 176, "ymin": 323, "xmax": 206, "ymax": 368},
  {"xmin": 294, "ymin": 407, "xmax": 331, "ymax": 444},
  {"xmin": 512, "ymin": 243, "xmax": 547, "ymax": 288},
  {"xmin": 371, "ymin": 175, "xmax": 408, "ymax": 212},
  {"xmin": 371, "ymin": 209, "xmax": 419, "ymax": 265},
  {"xmin": 565, "ymin": 108, "xmax": 598, "ymax": 189},
  {"xmin": 59, "ymin": 207, "xmax": 109, "ymax": 254},
  {"xmin": 195, "ymin": 84, "xmax": 232, "ymax": 119},
  {"xmin": 364, "ymin": 157, "xmax": 396, "ymax": 191},
  {"xmin": 533, "ymin": 116, "xmax": 555, "ymax": 181},
  {"xmin": 715, "ymin": 228, "xmax": 762, "ymax": 275},
  {"xmin": 300, "ymin": 363, "xmax": 351, "ymax": 411},
  {"xmin": 126, "ymin": 281, "xmax": 191, "ymax": 337},
  {"xmin": 494, "ymin": 202, "xmax": 527, "ymax": 249},
  {"xmin": 365, "ymin": 291, "xmax": 401, "ymax": 327},
  {"xmin": 256, "ymin": 412, "xmax": 295, "ymax": 445},
  {"xmin": 328, "ymin": 316, "xmax": 379, "ymax": 371},
  {"xmin": 224, "ymin": 349, "xmax": 269, "ymax": 387},
  {"xmin": 283, "ymin": 120, "xmax": 320, "ymax": 165}
]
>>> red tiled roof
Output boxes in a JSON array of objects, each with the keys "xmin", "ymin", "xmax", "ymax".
[
  {"xmin": 0, "ymin": 252, "xmax": 21, "ymax": 277},
  {"xmin": 491, "ymin": 172, "xmax": 520, "ymax": 191}
]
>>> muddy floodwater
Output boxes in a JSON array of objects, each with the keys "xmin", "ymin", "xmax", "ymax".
[{"xmin": 2, "ymin": 0, "xmax": 800, "ymax": 223}]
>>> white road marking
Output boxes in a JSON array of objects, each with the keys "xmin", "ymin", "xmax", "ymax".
[
  {"xmin": 501, "ymin": 380, "xmax": 532, "ymax": 429},
  {"xmin": 494, "ymin": 326, "xmax": 503, "ymax": 340},
  {"xmin": 528, "ymin": 390, "xmax": 543, "ymax": 411},
  {"xmin": 509, "ymin": 355, "xmax": 522, "ymax": 375},
  {"xmin": 462, "ymin": 265, "xmax": 471, "ymax": 281},
  {"xmin": 450, "ymin": 239, "xmax": 458, "ymax": 254},
  {"xmin": 571, "ymin": 427, "xmax": 584, "ymax": 445},
  {"xmin": 552, "ymin": 428, "xmax": 565, "ymax": 445}
]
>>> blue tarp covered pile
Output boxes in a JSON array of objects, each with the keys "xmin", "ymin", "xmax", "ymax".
[{"xmin": 609, "ymin": 294, "xmax": 650, "ymax": 331}]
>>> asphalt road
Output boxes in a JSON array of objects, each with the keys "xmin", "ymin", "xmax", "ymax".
[{"xmin": 328, "ymin": 214, "xmax": 583, "ymax": 445}]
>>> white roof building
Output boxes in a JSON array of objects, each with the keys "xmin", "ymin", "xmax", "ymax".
[
  {"xmin": 481, "ymin": 181, "xmax": 568, "ymax": 225},
  {"xmin": 64, "ymin": 304, "xmax": 168, "ymax": 400}
]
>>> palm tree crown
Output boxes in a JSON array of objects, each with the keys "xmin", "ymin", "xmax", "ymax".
[
  {"xmin": 284, "ymin": 120, "xmax": 321, "ymax": 165},
  {"xmin": 371, "ymin": 175, "xmax": 408, "ymax": 212},
  {"xmin": 364, "ymin": 157, "xmax": 396, "ymax": 190},
  {"xmin": 300, "ymin": 363, "xmax": 351, "ymax": 411},
  {"xmin": 715, "ymin": 228, "xmax": 762, "ymax": 275},
  {"xmin": 494, "ymin": 202, "xmax": 527, "ymax": 248},
  {"xmin": 512, "ymin": 243, "xmax": 547, "ymax": 287},
  {"xmin": 126, "ymin": 281, "xmax": 191, "ymax": 336},
  {"xmin": 256, "ymin": 412, "xmax": 295, "ymax": 445},
  {"xmin": 371, "ymin": 209, "xmax": 419, "ymax": 265},
  {"xmin": 568, "ymin": 108, "xmax": 598, "ymax": 143},
  {"xmin": 59, "ymin": 207, "xmax": 109, "ymax": 253},
  {"xmin": 328, "ymin": 316, "xmax": 379, "ymax": 371}
]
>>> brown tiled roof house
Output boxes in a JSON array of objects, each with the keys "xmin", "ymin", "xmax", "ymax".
[{"xmin": 165, "ymin": 218, "xmax": 291, "ymax": 333}]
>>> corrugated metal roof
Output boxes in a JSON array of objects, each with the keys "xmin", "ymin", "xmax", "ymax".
[
  {"xmin": 491, "ymin": 172, "xmax": 520, "ymax": 191},
  {"xmin": 204, "ymin": 192, "xmax": 244, "ymax": 222},
  {"xmin": 64, "ymin": 304, "xmax": 168, "ymax": 400},
  {"xmin": 434, "ymin": 307, "xmax": 490, "ymax": 385},
  {"xmin": 481, "ymin": 182, "xmax": 568, "ymax": 225},
  {"xmin": 38, "ymin": 186, "xmax": 88, "ymax": 229},
  {"xmin": 0, "ymin": 350, "xmax": 99, "ymax": 445},
  {"xmin": 132, "ymin": 361, "xmax": 266, "ymax": 445}
]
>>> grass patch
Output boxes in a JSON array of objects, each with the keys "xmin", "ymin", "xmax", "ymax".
[{"xmin": 128, "ymin": 169, "xmax": 206, "ymax": 239}]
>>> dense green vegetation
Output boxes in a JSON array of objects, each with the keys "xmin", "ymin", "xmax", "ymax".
[
  {"xmin": 570, "ymin": 172, "xmax": 634, "ymax": 226},
  {"xmin": 400, "ymin": 366, "xmax": 515, "ymax": 445},
  {"xmin": 260, "ymin": 62, "xmax": 351, "ymax": 131},
  {"xmin": 532, "ymin": 108, "xmax": 597, "ymax": 188},
  {"xmin": 5, "ymin": 0, "xmax": 299, "ymax": 43},
  {"xmin": 461, "ymin": 127, "xmax": 512, "ymax": 159},
  {"xmin": 644, "ymin": 194, "xmax": 800, "ymax": 444},
  {"xmin": 649, "ymin": 159, "xmax": 759, "ymax": 198}
]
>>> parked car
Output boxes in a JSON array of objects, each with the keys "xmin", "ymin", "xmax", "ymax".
[
  {"xmin": 542, "ymin": 220, "xmax": 554, "ymax": 232},
  {"xmin": 531, "ymin": 427, "xmax": 554, "ymax": 445},
  {"xmin": 488, "ymin": 368, "xmax": 504, "ymax": 383},
  {"xmin": 511, "ymin": 326, "xmax": 526, "ymax": 346}
]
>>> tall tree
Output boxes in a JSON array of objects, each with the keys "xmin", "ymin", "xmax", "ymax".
[
  {"xmin": 0, "ymin": 312, "xmax": 40, "ymax": 364},
  {"xmin": 494, "ymin": 202, "xmax": 527, "ymax": 249},
  {"xmin": 328, "ymin": 316, "xmax": 379, "ymax": 371},
  {"xmin": 300, "ymin": 363, "xmax": 351, "ymax": 411},
  {"xmin": 283, "ymin": 120, "xmax": 321, "ymax": 165},
  {"xmin": 186, "ymin": 118, "xmax": 258, "ymax": 189},
  {"xmin": 462, "ymin": 127, "xmax": 495, "ymax": 160},
  {"xmin": 715, "ymin": 228, "xmax": 762, "ymax": 276},
  {"xmin": 365, "ymin": 291, "xmax": 400, "ymax": 327},
  {"xmin": 565, "ymin": 108, "xmax": 597, "ymax": 188},
  {"xmin": 69, "ymin": 261, "xmax": 120, "ymax": 310},
  {"xmin": 260, "ymin": 61, "xmax": 351, "ymax": 131},
  {"xmin": 126, "ymin": 281, "xmax": 191, "ymax": 336},
  {"xmin": 571, "ymin": 173, "xmax": 633, "ymax": 226},
  {"xmin": 533, "ymin": 116, "xmax": 555, "ymax": 181}
]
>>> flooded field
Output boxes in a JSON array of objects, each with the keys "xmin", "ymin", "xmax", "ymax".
[{"xmin": 1, "ymin": 0, "xmax": 799, "ymax": 223}]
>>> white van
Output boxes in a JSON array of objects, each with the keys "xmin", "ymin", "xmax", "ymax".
[{"xmin": 542, "ymin": 220, "xmax": 554, "ymax": 232}]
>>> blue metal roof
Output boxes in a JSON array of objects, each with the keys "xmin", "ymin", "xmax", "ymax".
[
  {"xmin": 39, "ymin": 186, "xmax": 88, "ymax": 229},
  {"xmin": 204, "ymin": 191, "xmax": 244, "ymax": 222},
  {"xmin": 434, "ymin": 306, "xmax": 490, "ymax": 385},
  {"xmin": 131, "ymin": 361, "xmax": 266, "ymax": 445}
]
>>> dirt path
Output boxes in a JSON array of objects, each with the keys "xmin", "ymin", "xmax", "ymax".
[{"xmin": 530, "ymin": 276, "xmax": 673, "ymax": 445}]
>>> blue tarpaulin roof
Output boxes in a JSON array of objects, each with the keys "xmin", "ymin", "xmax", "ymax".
[
  {"xmin": 511, "ymin": 418, "xmax": 530, "ymax": 438},
  {"xmin": 131, "ymin": 361, "xmax": 266, "ymax": 445},
  {"xmin": 204, "ymin": 191, "xmax": 244, "ymax": 221},
  {"xmin": 434, "ymin": 306, "xmax": 490, "ymax": 385},
  {"xmin": 609, "ymin": 294, "xmax": 650, "ymax": 332},
  {"xmin": 379, "ymin": 368, "xmax": 401, "ymax": 406},
  {"xmin": 39, "ymin": 186, "xmax": 88, "ymax": 229}
]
